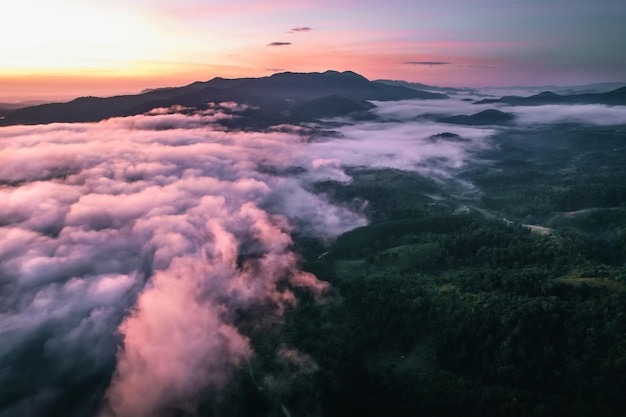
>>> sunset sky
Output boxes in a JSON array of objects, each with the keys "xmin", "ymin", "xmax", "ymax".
[{"xmin": 2, "ymin": 0, "xmax": 625, "ymax": 101}]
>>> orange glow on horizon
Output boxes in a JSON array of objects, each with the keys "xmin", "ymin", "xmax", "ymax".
[
  {"xmin": 0, "ymin": 69, "xmax": 261, "ymax": 103},
  {"xmin": 0, "ymin": 0, "xmax": 523, "ymax": 102},
  {"xmin": 0, "ymin": 57, "xmax": 492, "ymax": 103},
  {"xmin": 3, "ymin": 30, "xmax": 491, "ymax": 102},
  {"xmin": 3, "ymin": 0, "xmax": 620, "ymax": 102}
]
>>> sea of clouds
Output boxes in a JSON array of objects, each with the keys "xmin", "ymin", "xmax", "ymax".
[{"xmin": 1, "ymin": 94, "xmax": 622, "ymax": 416}]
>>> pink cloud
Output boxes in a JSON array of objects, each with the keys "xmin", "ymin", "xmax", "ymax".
[
  {"xmin": 0, "ymin": 102, "xmax": 492, "ymax": 415},
  {"xmin": 103, "ymin": 256, "xmax": 252, "ymax": 417}
]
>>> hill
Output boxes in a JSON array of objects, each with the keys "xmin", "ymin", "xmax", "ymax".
[
  {"xmin": 0, "ymin": 71, "xmax": 446, "ymax": 126},
  {"xmin": 438, "ymin": 109, "xmax": 516, "ymax": 125},
  {"xmin": 475, "ymin": 86, "xmax": 626, "ymax": 106},
  {"xmin": 291, "ymin": 94, "xmax": 376, "ymax": 120},
  {"xmin": 375, "ymin": 79, "xmax": 464, "ymax": 94}
]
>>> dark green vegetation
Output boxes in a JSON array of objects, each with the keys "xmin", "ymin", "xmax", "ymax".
[{"xmin": 222, "ymin": 125, "xmax": 626, "ymax": 416}]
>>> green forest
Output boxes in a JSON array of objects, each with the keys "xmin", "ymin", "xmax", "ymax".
[{"xmin": 218, "ymin": 125, "xmax": 626, "ymax": 417}]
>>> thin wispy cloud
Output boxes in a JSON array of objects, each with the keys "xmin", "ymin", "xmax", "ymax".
[
  {"xmin": 268, "ymin": 42, "xmax": 291, "ymax": 46},
  {"xmin": 509, "ymin": 103, "xmax": 626, "ymax": 126},
  {"xmin": 404, "ymin": 61, "xmax": 451, "ymax": 66},
  {"xmin": 289, "ymin": 26, "xmax": 312, "ymax": 33}
]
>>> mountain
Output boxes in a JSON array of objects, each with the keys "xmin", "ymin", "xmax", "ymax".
[
  {"xmin": 291, "ymin": 94, "xmax": 376, "ymax": 119},
  {"xmin": 0, "ymin": 100, "xmax": 51, "ymax": 117},
  {"xmin": 438, "ymin": 109, "xmax": 515, "ymax": 126},
  {"xmin": 0, "ymin": 70, "xmax": 446, "ymax": 126},
  {"xmin": 375, "ymin": 79, "xmax": 464, "ymax": 94},
  {"xmin": 475, "ymin": 86, "xmax": 626, "ymax": 106},
  {"xmin": 492, "ymin": 82, "xmax": 626, "ymax": 95}
]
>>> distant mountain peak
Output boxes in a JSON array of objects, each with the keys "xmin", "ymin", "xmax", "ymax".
[
  {"xmin": 533, "ymin": 91, "xmax": 561, "ymax": 98},
  {"xmin": 0, "ymin": 70, "xmax": 444, "ymax": 127},
  {"xmin": 439, "ymin": 109, "xmax": 515, "ymax": 126},
  {"xmin": 606, "ymin": 86, "xmax": 626, "ymax": 96},
  {"xmin": 474, "ymin": 86, "xmax": 626, "ymax": 106},
  {"xmin": 339, "ymin": 70, "xmax": 369, "ymax": 80}
]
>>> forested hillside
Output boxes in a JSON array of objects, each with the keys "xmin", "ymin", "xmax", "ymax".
[{"xmin": 219, "ymin": 125, "xmax": 626, "ymax": 417}]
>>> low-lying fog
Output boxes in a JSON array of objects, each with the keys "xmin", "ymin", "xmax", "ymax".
[{"xmin": 0, "ymin": 93, "xmax": 624, "ymax": 416}]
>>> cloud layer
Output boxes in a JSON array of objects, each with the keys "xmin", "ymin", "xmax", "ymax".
[{"xmin": 0, "ymin": 101, "xmax": 496, "ymax": 416}]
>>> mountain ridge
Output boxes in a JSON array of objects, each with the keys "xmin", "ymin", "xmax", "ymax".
[
  {"xmin": 375, "ymin": 79, "xmax": 471, "ymax": 93},
  {"xmin": 475, "ymin": 87, "xmax": 626, "ymax": 106},
  {"xmin": 439, "ymin": 109, "xmax": 516, "ymax": 126},
  {"xmin": 0, "ymin": 70, "xmax": 447, "ymax": 127}
]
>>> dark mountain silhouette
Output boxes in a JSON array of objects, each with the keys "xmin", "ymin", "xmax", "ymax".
[
  {"xmin": 439, "ymin": 109, "xmax": 515, "ymax": 126},
  {"xmin": 209, "ymin": 70, "xmax": 442, "ymax": 105},
  {"xmin": 427, "ymin": 132, "xmax": 470, "ymax": 143},
  {"xmin": 0, "ymin": 83, "xmax": 216, "ymax": 126},
  {"xmin": 492, "ymin": 82, "xmax": 626, "ymax": 95},
  {"xmin": 475, "ymin": 87, "xmax": 626, "ymax": 106},
  {"xmin": 0, "ymin": 100, "xmax": 51, "ymax": 117},
  {"xmin": 0, "ymin": 70, "xmax": 445, "ymax": 126},
  {"xmin": 375, "ymin": 79, "xmax": 466, "ymax": 94},
  {"xmin": 291, "ymin": 94, "xmax": 376, "ymax": 120}
]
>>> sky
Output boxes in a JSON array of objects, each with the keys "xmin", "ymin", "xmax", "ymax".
[{"xmin": 1, "ymin": 0, "xmax": 625, "ymax": 101}]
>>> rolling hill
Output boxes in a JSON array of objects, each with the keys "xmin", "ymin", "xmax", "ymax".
[
  {"xmin": 0, "ymin": 71, "xmax": 447, "ymax": 126},
  {"xmin": 475, "ymin": 86, "xmax": 626, "ymax": 106}
]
